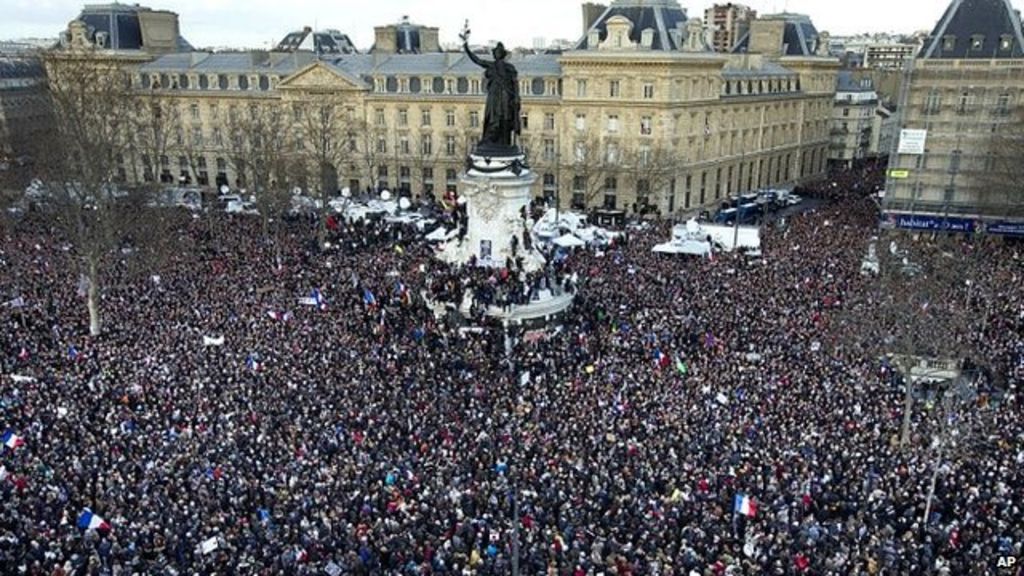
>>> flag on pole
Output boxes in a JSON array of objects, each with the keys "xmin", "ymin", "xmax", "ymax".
[
  {"xmin": 68, "ymin": 345, "xmax": 80, "ymax": 361},
  {"xmin": 1, "ymin": 430, "xmax": 25, "ymax": 450},
  {"xmin": 675, "ymin": 357, "xmax": 688, "ymax": 375},
  {"xmin": 734, "ymin": 493, "xmax": 757, "ymax": 517},
  {"xmin": 246, "ymin": 353, "xmax": 262, "ymax": 372},
  {"xmin": 311, "ymin": 288, "xmax": 326, "ymax": 311},
  {"xmin": 363, "ymin": 288, "xmax": 377, "ymax": 307},
  {"xmin": 76, "ymin": 508, "xmax": 112, "ymax": 532}
]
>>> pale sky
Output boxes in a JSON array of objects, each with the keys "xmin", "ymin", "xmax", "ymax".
[{"xmin": 3, "ymin": 0, "xmax": 957, "ymax": 50}]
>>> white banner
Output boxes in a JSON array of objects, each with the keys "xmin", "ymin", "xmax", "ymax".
[{"xmin": 897, "ymin": 129, "xmax": 928, "ymax": 155}]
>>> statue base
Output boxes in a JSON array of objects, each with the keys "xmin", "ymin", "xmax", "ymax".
[{"xmin": 438, "ymin": 151, "xmax": 545, "ymax": 272}]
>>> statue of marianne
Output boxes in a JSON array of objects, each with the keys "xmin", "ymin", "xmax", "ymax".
[{"xmin": 461, "ymin": 21, "xmax": 521, "ymax": 151}]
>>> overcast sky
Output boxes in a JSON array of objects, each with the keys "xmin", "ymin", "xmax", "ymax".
[{"xmin": 3, "ymin": 0, "xmax": 955, "ymax": 50}]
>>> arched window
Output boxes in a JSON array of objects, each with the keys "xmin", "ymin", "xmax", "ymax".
[
  {"xmin": 456, "ymin": 77, "xmax": 469, "ymax": 94},
  {"xmin": 531, "ymin": 77, "xmax": 545, "ymax": 96},
  {"xmin": 385, "ymin": 76, "xmax": 398, "ymax": 92},
  {"xmin": 238, "ymin": 75, "xmax": 249, "ymax": 90},
  {"xmin": 258, "ymin": 75, "xmax": 269, "ymax": 91},
  {"xmin": 432, "ymin": 77, "xmax": 445, "ymax": 94},
  {"xmin": 199, "ymin": 75, "xmax": 209, "ymax": 90},
  {"xmin": 179, "ymin": 74, "xmax": 190, "ymax": 89},
  {"xmin": 409, "ymin": 77, "xmax": 421, "ymax": 93},
  {"xmin": 218, "ymin": 75, "xmax": 229, "ymax": 90}
]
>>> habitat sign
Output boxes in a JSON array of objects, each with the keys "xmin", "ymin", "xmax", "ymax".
[{"xmin": 884, "ymin": 213, "xmax": 977, "ymax": 233}]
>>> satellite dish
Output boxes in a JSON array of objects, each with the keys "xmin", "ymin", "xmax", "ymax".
[
  {"xmin": 219, "ymin": 185, "xmax": 229, "ymax": 194},
  {"xmin": 380, "ymin": 190, "xmax": 392, "ymax": 201},
  {"xmin": 340, "ymin": 187, "xmax": 351, "ymax": 198},
  {"xmin": 398, "ymin": 197, "xmax": 411, "ymax": 210}
]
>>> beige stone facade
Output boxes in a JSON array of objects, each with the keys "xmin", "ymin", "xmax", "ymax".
[
  {"xmin": 51, "ymin": 3, "xmax": 837, "ymax": 216},
  {"xmin": 883, "ymin": 0, "xmax": 1024, "ymax": 228}
]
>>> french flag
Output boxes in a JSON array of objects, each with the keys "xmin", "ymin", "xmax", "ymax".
[
  {"xmin": 68, "ymin": 345, "xmax": 80, "ymax": 361},
  {"xmin": 1, "ymin": 430, "xmax": 25, "ymax": 450},
  {"xmin": 653, "ymin": 349, "xmax": 670, "ymax": 369},
  {"xmin": 734, "ymin": 493, "xmax": 757, "ymax": 518},
  {"xmin": 76, "ymin": 508, "xmax": 111, "ymax": 532},
  {"xmin": 311, "ymin": 288, "xmax": 327, "ymax": 311},
  {"xmin": 246, "ymin": 353, "xmax": 262, "ymax": 372}
]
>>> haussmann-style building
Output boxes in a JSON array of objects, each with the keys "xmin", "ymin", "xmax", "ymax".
[
  {"xmin": 883, "ymin": 0, "xmax": 1024, "ymax": 235},
  {"xmin": 50, "ymin": 0, "xmax": 839, "ymax": 216}
]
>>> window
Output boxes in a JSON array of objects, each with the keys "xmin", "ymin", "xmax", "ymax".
[
  {"xmin": 574, "ymin": 141, "xmax": 587, "ymax": 162},
  {"xmin": 607, "ymin": 114, "xmax": 619, "ymax": 133},
  {"xmin": 212, "ymin": 128, "xmax": 223, "ymax": 146},
  {"xmin": 421, "ymin": 135, "xmax": 433, "ymax": 156},
  {"xmin": 521, "ymin": 114, "xmax": 529, "ymax": 131},
  {"xmin": 603, "ymin": 177, "xmax": 617, "ymax": 209},
  {"xmin": 421, "ymin": 108, "xmax": 431, "ymax": 127},
  {"xmin": 957, "ymin": 91, "xmax": 972, "ymax": 115},
  {"xmin": 970, "ymin": 35, "xmax": 985, "ymax": 51},
  {"xmin": 640, "ymin": 116, "xmax": 652, "ymax": 136},
  {"xmin": 609, "ymin": 80, "xmax": 621, "ymax": 98},
  {"xmin": 949, "ymin": 149, "xmax": 961, "ymax": 174},
  {"xmin": 544, "ymin": 113, "xmax": 555, "ymax": 130},
  {"xmin": 190, "ymin": 103, "xmax": 199, "ymax": 120},
  {"xmin": 375, "ymin": 109, "xmax": 386, "ymax": 127},
  {"xmin": 543, "ymin": 173, "xmax": 556, "ymax": 193},
  {"xmin": 238, "ymin": 75, "xmax": 249, "ymax": 90},
  {"xmin": 469, "ymin": 111, "xmax": 480, "ymax": 128},
  {"xmin": 377, "ymin": 137, "xmax": 388, "ymax": 154},
  {"xmin": 575, "ymin": 114, "xmax": 586, "ymax": 131},
  {"xmin": 606, "ymin": 142, "xmax": 619, "ymax": 164},
  {"xmin": 643, "ymin": 83, "xmax": 654, "ymax": 99},
  {"xmin": 446, "ymin": 135, "xmax": 457, "ymax": 156},
  {"xmin": 944, "ymin": 185, "xmax": 956, "ymax": 204},
  {"xmin": 576, "ymin": 79, "xmax": 587, "ymax": 97},
  {"xmin": 943, "ymin": 35, "xmax": 956, "ymax": 52},
  {"xmin": 409, "ymin": 77, "xmax": 422, "ymax": 93},
  {"xmin": 191, "ymin": 126, "xmax": 202, "ymax": 145},
  {"xmin": 1000, "ymin": 35, "xmax": 1013, "ymax": 51},
  {"xmin": 396, "ymin": 109, "xmax": 407, "ymax": 127},
  {"xmin": 400, "ymin": 136, "xmax": 410, "ymax": 155},
  {"xmin": 456, "ymin": 77, "xmax": 469, "ymax": 94},
  {"xmin": 996, "ymin": 93, "xmax": 1010, "ymax": 115},
  {"xmin": 198, "ymin": 75, "xmax": 208, "ymax": 90},
  {"xmin": 446, "ymin": 168, "xmax": 458, "ymax": 183},
  {"xmin": 258, "ymin": 75, "xmax": 269, "ymax": 91},
  {"xmin": 842, "ymin": 108, "xmax": 850, "ymax": 117},
  {"xmin": 542, "ymin": 138, "xmax": 555, "ymax": 161},
  {"xmin": 217, "ymin": 74, "xmax": 228, "ymax": 90},
  {"xmin": 446, "ymin": 110, "xmax": 456, "ymax": 127},
  {"xmin": 639, "ymin": 145, "xmax": 651, "ymax": 167},
  {"xmin": 924, "ymin": 90, "xmax": 941, "ymax": 114},
  {"xmin": 422, "ymin": 167, "xmax": 434, "ymax": 183}
]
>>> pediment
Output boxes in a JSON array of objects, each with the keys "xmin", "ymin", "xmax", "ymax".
[{"xmin": 278, "ymin": 61, "xmax": 368, "ymax": 92}]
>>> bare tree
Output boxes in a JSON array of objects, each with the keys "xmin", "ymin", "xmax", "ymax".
[
  {"xmin": 356, "ymin": 120, "xmax": 389, "ymax": 195},
  {"xmin": 840, "ymin": 233, "xmax": 986, "ymax": 450},
  {"xmin": 624, "ymin": 143, "xmax": 681, "ymax": 215},
  {"xmin": 222, "ymin": 101, "xmax": 293, "ymax": 236},
  {"xmin": 131, "ymin": 95, "xmax": 180, "ymax": 187},
  {"xmin": 567, "ymin": 134, "xmax": 621, "ymax": 209},
  {"xmin": 295, "ymin": 95, "xmax": 357, "ymax": 243},
  {"xmin": 980, "ymin": 104, "xmax": 1024, "ymax": 219},
  {"xmin": 36, "ymin": 53, "xmax": 160, "ymax": 335}
]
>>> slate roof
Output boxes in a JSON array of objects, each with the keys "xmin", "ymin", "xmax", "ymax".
[
  {"xmin": 575, "ymin": 0, "xmax": 690, "ymax": 51},
  {"xmin": 731, "ymin": 12, "xmax": 822, "ymax": 56},
  {"xmin": 919, "ymin": 0, "xmax": 1024, "ymax": 59},
  {"xmin": 76, "ymin": 3, "xmax": 192, "ymax": 52},
  {"xmin": 277, "ymin": 29, "xmax": 358, "ymax": 55}
]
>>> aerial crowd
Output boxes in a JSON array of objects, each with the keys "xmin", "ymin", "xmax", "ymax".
[{"xmin": 0, "ymin": 166, "xmax": 1022, "ymax": 575}]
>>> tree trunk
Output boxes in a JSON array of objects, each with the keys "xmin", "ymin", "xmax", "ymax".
[
  {"xmin": 899, "ymin": 360, "xmax": 914, "ymax": 450},
  {"xmin": 922, "ymin": 444, "xmax": 943, "ymax": 529},
  {"xmin": 86, "ymin": 257, "xmax": 101, "ymax": 336}
]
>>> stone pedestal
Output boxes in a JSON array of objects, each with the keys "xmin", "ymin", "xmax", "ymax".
[{"xmin": 438, "ymin": 151, "xmax": 545, "ymax": 271}]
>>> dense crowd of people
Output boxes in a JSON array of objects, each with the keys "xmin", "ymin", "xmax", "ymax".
[{"xmin": 0, "ymin": 167, "xmax": 1022, "ymax": 575}]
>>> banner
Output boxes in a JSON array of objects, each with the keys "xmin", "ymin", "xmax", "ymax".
[
  {"xmin": 885, "ymin": 213, "xmax": 976, "ymax": 233},
  {"xmin": 897, "ymin": 129, "xmax": 927, "ymax": 155}
]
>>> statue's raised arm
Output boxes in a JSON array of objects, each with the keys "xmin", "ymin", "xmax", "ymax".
[{"xmin": 459, "ymin": 20, "xmax": 521, "ymax": 152}]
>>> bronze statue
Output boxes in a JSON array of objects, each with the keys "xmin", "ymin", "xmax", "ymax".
[{"xmin": 461, "ymin": 21, "xmax": 521, "ymax": 152}]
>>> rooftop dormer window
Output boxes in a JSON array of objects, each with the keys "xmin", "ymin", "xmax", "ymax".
[
  {"xmin": 999, "ymin": 35, "xmax": 1013, "ymax": 51},
  {"xmin": 970, "ymin": 35, "xmax": 984, "ymax": 51},
  {"xmin": 942, "ymin": 35, "xmax": 956, "ymax": 52}
]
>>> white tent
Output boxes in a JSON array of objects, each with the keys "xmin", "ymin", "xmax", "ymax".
[
  {"xmin": 653, "ymin": 239, "xmax": 711, "ymax": 256},
  {"xmin": 553, "ymin": 234, "xmax": 586, "ymax": 248}
]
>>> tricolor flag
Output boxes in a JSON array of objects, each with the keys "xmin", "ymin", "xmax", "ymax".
[
  {"xmin": 246, "ymin": 353, "xmax": 262, "ymax": 372},
  {"xmin": 311, "ymin": 288, "xmax": 327, "ymax": 311},
  {"xmin": 267, "ymin": 310, "xmax": 292, "ymax": 322},
  {"xmin": 68, "ymin": 345, "xmax": 80, "ymax": 361},
  {"xmin": 734, "ymin": 493, "xmax": 757, "ymax": 517},
  {"xmin": 653, "ymin": 349, "xmax": 670, "ymax": 370},
  {"xmin": 76, "ymin": 508, "xmax": 111, "ymax": 532},
  {"xmin": 1, "ymin": 430, "xmax": 25, "ymax": 450}
]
